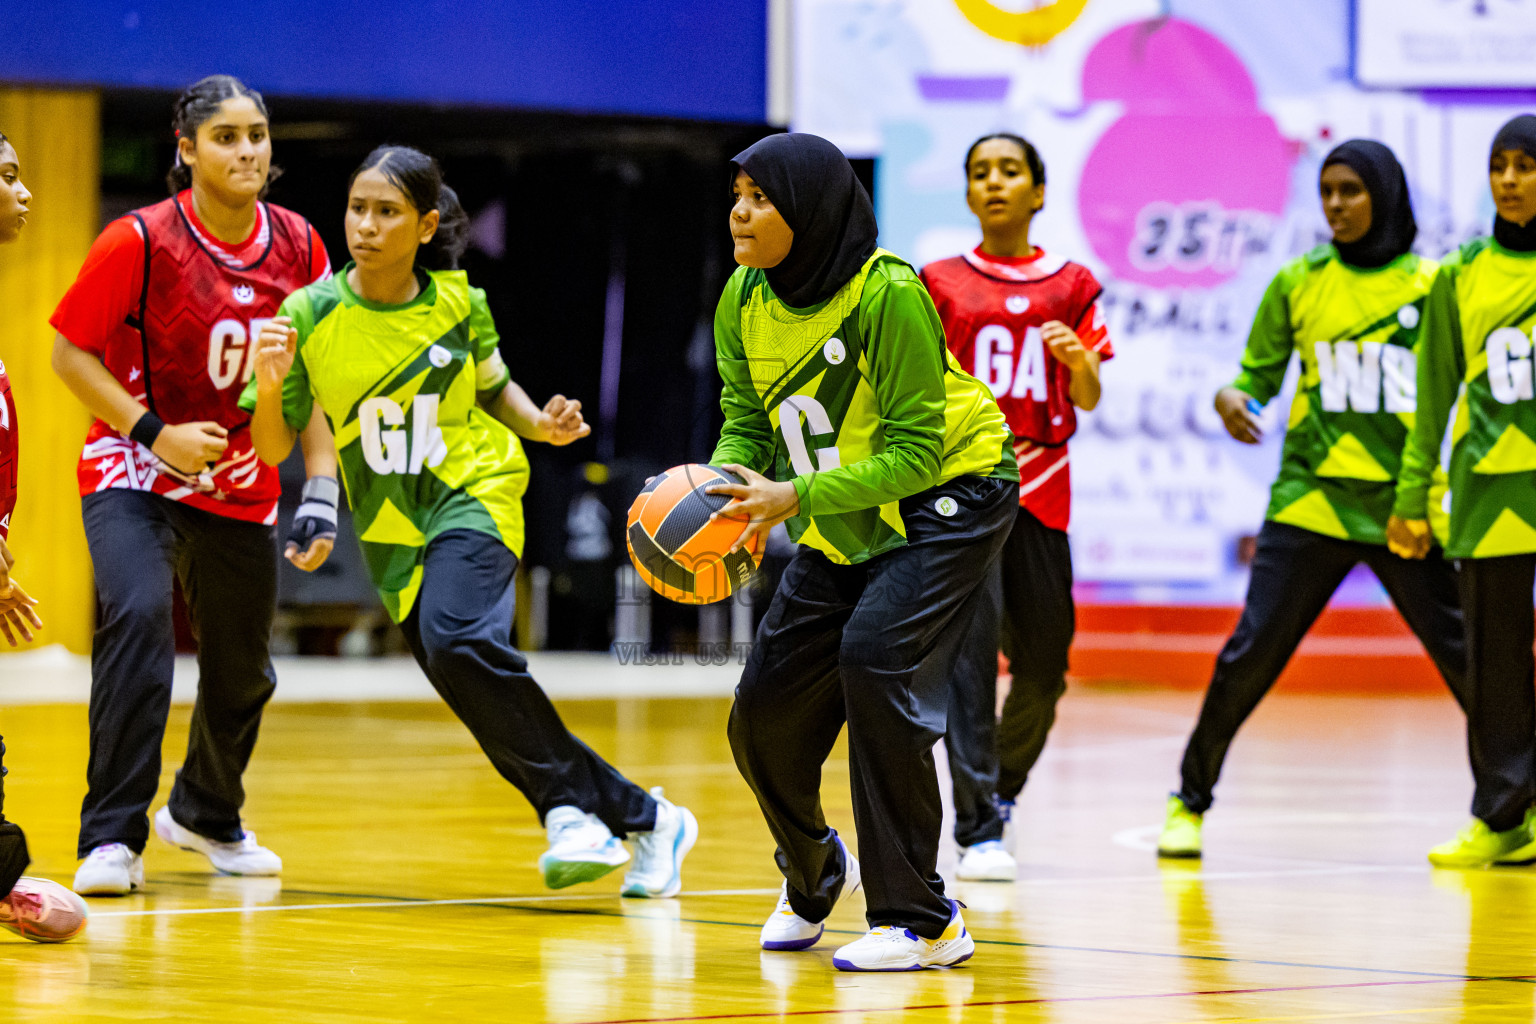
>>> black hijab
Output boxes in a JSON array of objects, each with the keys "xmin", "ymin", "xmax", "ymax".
[
  {"xmin": 1321, "ymin": 140, "xmax": 1417, "ymax": 269},
  {"xmin": 731, "ymin": 133, "xmax": 878, "ymax": 309},
  {"xmin": 1491, "ymin": 115, "xmax": 1536, "ymax": 252}
]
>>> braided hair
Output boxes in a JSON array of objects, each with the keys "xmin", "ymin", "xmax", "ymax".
[{"xmin": 166, "ymin": 75, "xmax": 280, "ymax": 196}]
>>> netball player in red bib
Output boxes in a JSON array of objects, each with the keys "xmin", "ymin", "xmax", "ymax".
[
  {"xmin": 50, "ymin": 77, "xmax": 337, "ymax": 895},
  {"xmin": 0, "ymin": 131, "xmax": 90, "ymax": 941},
  {"xmin": 922, "ymin": 134, "xmax": 1112, "ymax": 881}
]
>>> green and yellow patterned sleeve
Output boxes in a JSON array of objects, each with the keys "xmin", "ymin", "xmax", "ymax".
[
  {"xmin": 468, "ymin": 287, "xmax": 511, "ymax": 399},
  {"xmin": 1230, "ymin": 267, "xmax": 1298, "ymax": 406},
  {"xmin": 709, "ymin": 271, "xmax": 777, "ymax": 474},
  {"xmin": 790, "ymin": 266, "xmax": 945, "ymax": 516},
  {"xmin": 1393, "ymin": 264, "xmax": 1464, "ymax": 521},
  {"xmin": 238, "ymin": 288, "xmax": 315, "ymax": 432}
]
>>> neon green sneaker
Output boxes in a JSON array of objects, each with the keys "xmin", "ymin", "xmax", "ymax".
[
  {"xmin": 1157, "ymin": 795, "xmax": 1202, "ymax": 859},
  {"xmin": 1492, "ymin": 808, "xmax": 1536, "ymax": 866},
  {"xmin": 1427, "ymin": 817, "xmax": 1534, "ymax": 868}
]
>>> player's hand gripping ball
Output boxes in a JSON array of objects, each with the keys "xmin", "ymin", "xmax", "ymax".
[{"xmin": 626, "ymin": 464, "xmax": 764, "ymax": 605}]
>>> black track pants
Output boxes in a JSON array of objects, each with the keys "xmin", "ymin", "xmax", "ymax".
[
  {"xmin": 945, "ymin": 505, "xmax": 1074, "ymax": 846},
  {"xmin": 1458, "ymin": 554, "xmax": 1536, "ymax": 832},
  {"xmin": 1176, "ymin": 520, "xmax": 1467, "ymax": 815},
  {"xmin": 397, "ymin": 530, "xmax": 656, "ymax": 836},
  {"xmin": 728, "ymin": 476, "xmax": 1015, "ymax": 940},
  {"xmin": 79, "ymin": 490, "xmax": 280, "ymax": 857}
]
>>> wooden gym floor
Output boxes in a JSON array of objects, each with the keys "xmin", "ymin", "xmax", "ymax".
[{"xmin": 2, "ymin": 684, "xmax": 1533, "ymax": 1022}]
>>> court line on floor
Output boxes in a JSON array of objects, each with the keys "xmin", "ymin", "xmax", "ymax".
[
  {"xmin": 75, "ymin": 860, "xmax": 1423, "ymax": 919},
  {"xmin": 565, "ymin": 976, "xmax": 1536, "ymax": 1024},
  {"xmin": 85, "ymin": 887, "xmax": 782, "ymax": 919},
  {"xmin": 84, "ymin": 876, "xmax": 1536, "ymax": 989},
  {"xmin": 1004, "ymin": 863, "xmax": 1428, "ymax": 886}
]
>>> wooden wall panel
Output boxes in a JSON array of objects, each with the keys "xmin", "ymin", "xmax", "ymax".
[{"xmin": 0, "ymin": 88, "xmax": 100, "ymax": 654}]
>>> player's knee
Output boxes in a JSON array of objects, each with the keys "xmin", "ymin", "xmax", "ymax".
[
  {"xmin": 421, "ymin": 637, "xmax": 478, "ymax": 683},
  {"xmin": 838, "ymin": 635, "xmax": 912, "ymax": 678},
  {"xmin": 726, "ymin": 700, "xmax": 754, "ymax": 759},
  {"xmin": 728, "ymin": 663, "xmax": 799, "ymax": 740},
  {"xmin": 419, "ymin": 619, "xmax": 504, "ymax": 682},
  {"xmin": 102, "ymin": 587, "xmax": 174, "ymax": 634},
  {"xmin": 1013, "ymin": 673, "xmax": 1068, "ymax": 703}
]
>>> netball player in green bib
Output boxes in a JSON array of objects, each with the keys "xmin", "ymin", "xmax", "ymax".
[
  {"xmin": 1394, "ymin": 115, "xmax": 1536, "ymax": 867},
  {"xmin": 710, "ymin": 134, "xmax": 1018, "ymax": 971},
  {"xmin": 1158, "ymin": 140, "xmax": 1468, "ymax": 859},
  {"xmin": 245, "ymin": 146, "xmax": 696, "ymax": 896}
]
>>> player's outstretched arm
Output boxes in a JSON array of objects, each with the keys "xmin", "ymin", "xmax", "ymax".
[{"xmin": 482, "ymin": 379, "xmax": 592, "ymax": 446}]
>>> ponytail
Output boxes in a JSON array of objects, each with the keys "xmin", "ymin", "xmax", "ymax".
[
  {"xmin": 349, "ymin": 145, "xmax": 468, "ymax": 270},
  {"xmin": 429, "ymin": 184, "xmax": 469, "ymax": 270},
  {"xmin": 167, "ymin": 75, "xmax": 278, "ymax": 195}
]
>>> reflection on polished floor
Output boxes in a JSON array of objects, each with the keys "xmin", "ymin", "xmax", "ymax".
[{"xmin": 2, "ymin": 686, "xmax": 1534, "ymax": 1022}]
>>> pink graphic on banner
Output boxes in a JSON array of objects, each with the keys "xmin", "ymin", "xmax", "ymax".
[{"xmin": 1078, "ymin": 18, "xmax": 1292, "ymax": 289}]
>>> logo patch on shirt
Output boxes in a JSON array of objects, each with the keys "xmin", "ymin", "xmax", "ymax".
[
  {"xmin": 428, "ymin": 345, "xmax": 453, "ymax": 368},
  {"xmin": 824, "ymin": 338, "xmax": 846, "ymax": 365},
  {"xmin": 934, "ymin": 496, "xmax": 958, "ymax": 517},
  {"xmin": 232, "ymin": 284, "xmax": 256, "ymax": 305},
  {"xmin": 1006, "ymin": 295, "xmax": 1030, "ymax": 315},
  {"xmin": 1398, "ymin": 304, "xmax": 1420, "ymax": 330}
]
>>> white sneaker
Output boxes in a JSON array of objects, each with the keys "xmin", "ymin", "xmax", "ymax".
[
  {"xmin": 73, "ymin": 843, "xmax": 144, "ymax": 896},
  {"xmin": 832, "ymin": 900, "xmax": 974, "ymax": 972},
  {"xmin": 538, "ymin": 805, "xmax": 629, "ymax": 889},
  {"xmin": 621, "ymin": 788, "xmax": 699, "ymax": 899},
  {"xmin": 956, "ymin": 839, "xmax": 1017, "ymax": 881},
  {"xmin": 760, "ymin": 835, "xmax": 861, "ymax": 951},
  {"xmin": 154, "ymin": 806, "xmax": 281, "ymax": 876}
]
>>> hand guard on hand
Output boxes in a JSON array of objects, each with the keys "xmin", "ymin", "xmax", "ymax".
[{"xmin": 288, "ymin": 476, "xmax": 339, "ymax": 561}]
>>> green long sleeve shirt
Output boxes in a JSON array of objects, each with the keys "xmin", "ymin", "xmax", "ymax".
[
  {"xmin": 711, "ymin": 249, "xmax": 1016, "ymax": 565},
  {"xmin": 1232, "ymin": 245, "xmax": 1440, "ymax": 545},
  {"xmin": 1394, "ymin": 237, "xmax": 1536, "ymax": 558}
]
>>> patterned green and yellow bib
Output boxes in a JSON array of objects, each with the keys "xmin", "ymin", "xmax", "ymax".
[
  {"xmin": 1235, "ymin": 246, "xmax": 1445, "ymax": 545},
  {"xmin": 241, "ymin": 266, "xmax": 521, "ymax": 620}
]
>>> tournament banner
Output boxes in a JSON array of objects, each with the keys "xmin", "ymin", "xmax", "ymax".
[{"xmin": 795, "ymin": 0, "xmax": 1532, "ymax": 605}]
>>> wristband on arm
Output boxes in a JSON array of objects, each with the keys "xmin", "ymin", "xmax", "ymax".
[{"xmin": 129, "ymin": 411, "xmax": 166, "ymax": 450}]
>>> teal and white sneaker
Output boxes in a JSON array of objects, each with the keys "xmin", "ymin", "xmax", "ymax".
[
  {"xmin": 832, "ymin": 900, "xmax": 974, "ymax": 972},
  {"xmin": 621, "ymin": 788, "xmax": 698, "ymax": 898},
  {"xmin": 538, "ymin": 806, "xmax": 629, "ymax": 889}
]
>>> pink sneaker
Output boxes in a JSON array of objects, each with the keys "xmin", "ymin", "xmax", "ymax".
[{"xmin": 0, "ymin": 877, "xmax": 89, "ymax": 943}]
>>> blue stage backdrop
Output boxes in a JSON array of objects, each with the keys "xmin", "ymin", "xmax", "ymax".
[{"xmin": 11, "ymin": 0, "xmax": 767, "ymax": 122}]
